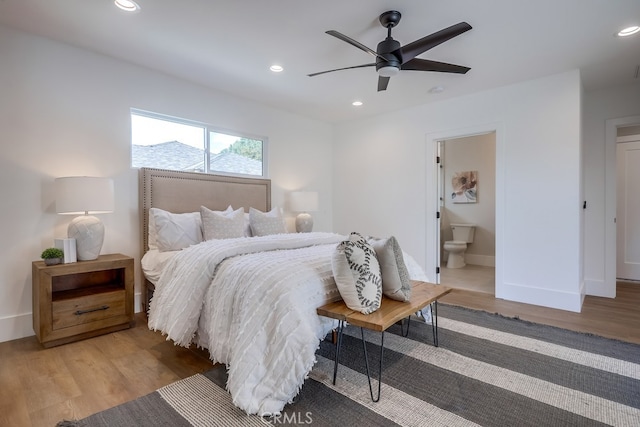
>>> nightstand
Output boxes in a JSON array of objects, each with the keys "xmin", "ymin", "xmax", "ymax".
[{"xmin": 32, "ymin": 253, "xmax": 134, "ymax": 347}]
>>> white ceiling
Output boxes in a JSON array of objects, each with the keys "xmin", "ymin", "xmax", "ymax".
[{"xmin": 1, "ymin": 0, "xmax": 639, "ymax": 123}]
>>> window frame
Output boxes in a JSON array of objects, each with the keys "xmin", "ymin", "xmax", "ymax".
[{"xmin": 130, "ymin": 108, "xmax": 269, "ymax": 178}]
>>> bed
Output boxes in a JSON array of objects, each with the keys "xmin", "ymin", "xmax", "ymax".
[
  {"xmin": 138, "ymin": 167, "xmax": 427, "ymax": 416},
  {"xmin": 139, "ymin": 167, "xmax": 273, "ymax": 314}
]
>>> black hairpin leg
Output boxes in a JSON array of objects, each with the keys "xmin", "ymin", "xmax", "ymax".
[
  {"xmin": 400, "ymin": 316, "xmax": 411, "ymax": 337},
  {"xmin": 432, "ymin": 301, "xmax": 440, "ymax": 347},
  {"xmin": 332, "ymin": 320, "xmax": 345, "ymax": 385},
  {"xmin": 361, "ymin": 327, "xmax": 384, "ymax": 402}
]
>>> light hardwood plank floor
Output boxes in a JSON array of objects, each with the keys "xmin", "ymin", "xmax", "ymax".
[
  {"xmin": 0, "ymin": 316, "xmax": 214, "ymax": 427},
  {"xmin": 1, "ymin": 282, "xmax": 638, "ymax": 427},
  {"xmin": 440, "ymin": 280, "xmax": 640, "ymax": 344},
  {"xmin": 440, "ymin": 265, "xmax": 640, "ymax": 344}
]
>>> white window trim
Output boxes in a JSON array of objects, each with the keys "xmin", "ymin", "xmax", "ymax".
[{"xmin": 131, "ymin": 108, "xmax": 269, "ymax": 178}]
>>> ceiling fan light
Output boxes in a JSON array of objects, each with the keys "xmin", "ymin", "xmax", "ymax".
[
  {"xmin": 617, "ymin": 26, "xmax": 640, "ymax": 37},
  {"xmin": 378, "ymin": 66, "xmax": 399, "ymax": 77},
  {"xmin": 115, "ymin": 0, "xmax": 140, "ymax": 12}
]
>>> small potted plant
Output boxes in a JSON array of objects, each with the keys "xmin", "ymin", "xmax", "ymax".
[{"xmin": 41, "ymin": 247, "xmax": 64, "ymax": 265}]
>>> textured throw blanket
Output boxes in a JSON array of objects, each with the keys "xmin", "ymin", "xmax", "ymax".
[{"xmin": 148, "ymin": 232, "xmax": 347, "ymax": 415}]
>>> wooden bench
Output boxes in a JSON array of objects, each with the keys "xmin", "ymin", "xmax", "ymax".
[{"xmin": 316, "ymin": 280, "xmax": 451, "ymax": 401}]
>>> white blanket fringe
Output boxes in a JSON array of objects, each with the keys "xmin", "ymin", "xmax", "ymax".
[{"xmin": 148, "ymin": 233, "xmax": 344, "ymax": 415}]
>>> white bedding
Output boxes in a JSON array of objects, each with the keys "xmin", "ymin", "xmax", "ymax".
[
  {"xmin": 147, "ymin": 231, "xmax": 428, "ymax": 415},
  {"xmin": 141, "ymin": 249, "xmax": 178, "ymax": 284},
  {"xmin": 148, "ymin": 232, "xmax": 346, "ymax": 415}
]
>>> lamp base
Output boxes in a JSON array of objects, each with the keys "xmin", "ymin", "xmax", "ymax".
[
  {"xmin": 68, "ymin": 215, "xmax": 104, "ymax": 261},
  {"xmin": 295, "ymin": 212, "xmax": 314, "ymax": 233}
]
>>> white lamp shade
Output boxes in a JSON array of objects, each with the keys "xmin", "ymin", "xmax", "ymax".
[
  {"xmin": 55, "ymin": 176, "xmax": 114, "ymax": 260},
  {"xmin": 290, "ymin": 191, "xmax": 319, "ymax": 212},
  {"xmin": 55, "ymin": 177, "xmax": 114, "ymax": 214}
]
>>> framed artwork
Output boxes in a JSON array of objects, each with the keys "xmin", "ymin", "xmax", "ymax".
[{"xmin": 451, "ymin": 171, "xmax": 477, "ymax": 203}]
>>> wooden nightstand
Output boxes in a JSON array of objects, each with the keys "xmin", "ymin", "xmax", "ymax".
[{"xmin": 32, "ymin": 253, "xmax": 134, "ymax": 347}]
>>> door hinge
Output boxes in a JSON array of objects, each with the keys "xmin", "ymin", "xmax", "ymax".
[
  {"xmin": 436, "ymin": 266, "xmax": 440, "ymax": 274},
  {"xmin": 436, "ymin": 211, "xmax": 440, "ymax": 219},
  {"xmin": 436, "ymin": 156, "xmax": 440, "ymax": 164}
]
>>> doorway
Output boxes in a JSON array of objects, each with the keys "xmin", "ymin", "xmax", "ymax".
[
  {"xmin": 604, "ymin": 116, "xmax": 640, "ymax": 296},
  {"xmin": 616, "ymin": 126, "xmax": 640, "ymax": 281},
  {"xmin": 438, "ymin": 132, "xmax": 496, "ymax": 294}
]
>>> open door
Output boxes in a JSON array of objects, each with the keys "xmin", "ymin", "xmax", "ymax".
[
  {"xmin": 435, "ymin": 140, "xmax": 444, "ymax": 285},
  {"xmin": 616, "ymin": 137, "xmax": 640, "ymax": 281}
]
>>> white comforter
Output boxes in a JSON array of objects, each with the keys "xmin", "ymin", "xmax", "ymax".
[{"xmin": 148, "ymin": 232, "xmax": 346, "ymax": 415}]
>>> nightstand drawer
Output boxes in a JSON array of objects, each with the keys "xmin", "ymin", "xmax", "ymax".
[{"xmin": 52, "ymin": 290, "xmax": 126, "ymax": 330}]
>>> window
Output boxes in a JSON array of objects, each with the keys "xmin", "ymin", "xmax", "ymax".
[{"xmin": 130, "ymin": 109, "xmax": 266, "ymax": 177}]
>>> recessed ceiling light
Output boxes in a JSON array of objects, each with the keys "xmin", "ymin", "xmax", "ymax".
[
  {"xmin": 270, "ymin": 65, "xmax": 283, "ymax": 73},
  {"xmin": 114, "ymin": 0, "xmax": 140, "ymax": 12},
  {"xmin": 429, "ymin": 86, "xmax": 445, "ymax": 94},
  {"xmin": 352, "ymin": 101, "xmax": 363, "ymax": 106},
  {"xmin": 617, "ymin": 26, "xmax": 640, "ymax": 37}
]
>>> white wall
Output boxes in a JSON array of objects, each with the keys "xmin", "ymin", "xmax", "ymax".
[
  {"xmin": 0, "ymin": 25, "xmax": 334, "ymax": 343},
  {"xmin": 583, "ymin": 83, "xmax": 640, "ymax": 296},
  {"xmin": 441, "ymin": 133, "xmax": 496, "ymax": 266},
  {"xmin": 333, "ymin": 70, "xmax": 584, "ymax": 312},
  {"xmin": 2, "ymin": 21, "xmax": 626, "ymax": 343}
]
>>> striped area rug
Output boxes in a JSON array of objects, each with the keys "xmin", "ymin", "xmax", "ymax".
[{"xmin": 58, "ymin": 305, "xmax": 640, "ymax": 427}]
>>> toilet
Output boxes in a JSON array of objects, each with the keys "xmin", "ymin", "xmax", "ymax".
[{"xmin": 443, "ymin": 223, "xmax": 476, "ymax": 269}]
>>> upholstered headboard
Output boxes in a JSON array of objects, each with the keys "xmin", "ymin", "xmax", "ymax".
[{"xmin": 139, "ymin": 167, "xmax": 271, "ymax": 257}]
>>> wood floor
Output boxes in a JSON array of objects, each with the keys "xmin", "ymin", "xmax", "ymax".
[
  {"xmin": 0, "ymin": 316, "xmax": 214, "ymax": 427},
  {"xmin": 440, "ymin": 280, "xmax": 640, "ymax": 345},
  {"xmin": 1, "ymin": 282, "xmax": 638, "ymax": 427},
  {"xmin": 439, "ymin": 262, "xmax": 640, "ymax": 344}
]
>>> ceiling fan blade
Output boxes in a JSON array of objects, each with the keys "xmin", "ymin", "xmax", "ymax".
[
  {"xmin": 395, "ymin": 22, "xmax": 472, "ymax": 64},
  {"xmin": 377, "ymin": 76, "xmax": 390, "ymax": 91},
  {"xmin": 307, "ymin": 63, "xmax": 375, "ymax": 77},
  {"xmin": 326, "ymin": 30, "xmax": 387, "ymax": 61},
  {"xmin": 401, "ymin": 58, "xmax": 470, "ymax": 74}
]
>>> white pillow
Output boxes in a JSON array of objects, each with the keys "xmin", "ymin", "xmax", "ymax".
[
  {"xmin": 368, "ymin": 236, "xmax": 412, "ymax": 302},
  {"xmin": 332, "ymin": 232, "xmax": 382, "ymax": 314},
  {"xmin": 201, "ymin": 206, "xmax": 245, "ymax": 240},
  {"xmin": 149, "ymin": 208, "xmax": 203, "ymax": 252},
  {"xmin": 244, "ymin": 212, "xmax": 252, "ymax": 237},
  {"xmin": 148, "ymin": 211, "xmax": 158, "ymax": 250},
  {"xmin": 249, "ymin": 207, "xmax": 287, "ymax": 236}
]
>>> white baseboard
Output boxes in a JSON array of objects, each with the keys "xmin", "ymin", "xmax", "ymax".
[
  {"xmin": 135, "ymin": 291, "xmax": 142, "ymax": 313},
  {"xmin": 465, "ymin": 254, "xmax": 495, "ymax": 267},
  {"xmin": 584, "ymin": 278, "xmax": 616, "ymax": 298},
  {"xmin": 0, "ymin": 312, "xmax": 34, "ymax": 343},
  {"xmin": 496, "ymin": 281, "xmax": 583, "ymax": 312}
]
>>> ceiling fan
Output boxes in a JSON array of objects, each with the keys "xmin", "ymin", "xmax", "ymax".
[{"xmin": 308, "ymin": 10, "xmax": 472, "ymax": 91}]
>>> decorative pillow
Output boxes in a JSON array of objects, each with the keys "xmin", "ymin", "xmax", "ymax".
[
  {"xmin": 149, "ymin": 208, "xmax": 203, "ymax": 252},
  {"xmin": 332, "ymin": 232, "xmax": 382, "ymax": 314},
  {"xmin": 201, "ymin": 206, "xmax": 245, "ymax": 240},
  {"xmin": 249, "ymin": 207, "xmax": 287, "ymax": 236},
  {"xmin": 244, "ymin": 212, "xmax": 252, "ymax": 237},
  {"xmin": 368, "ymin": 236, "xmax": 412, "ymax": 302}
]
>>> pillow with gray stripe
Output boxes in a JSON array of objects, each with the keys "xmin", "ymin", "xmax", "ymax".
[{"xmin": 332, "ymin": 232, "xmax": 382, "ymax": 314}]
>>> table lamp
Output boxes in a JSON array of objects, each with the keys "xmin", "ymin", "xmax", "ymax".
[
  {"xmin": 290, "ymin": 191, "xmax": 318, "ymax": 233},
  {"xmin": 55, "ymin": 176, "xmax": 114, "ymax": 261}
]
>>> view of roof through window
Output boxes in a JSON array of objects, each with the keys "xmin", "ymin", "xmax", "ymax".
[{"xmin": 130, "ymin": 111, "xmax": 264, "ymax": 177}]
